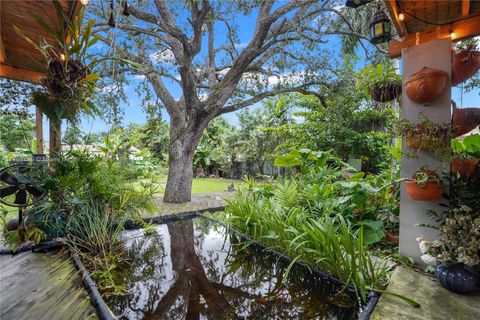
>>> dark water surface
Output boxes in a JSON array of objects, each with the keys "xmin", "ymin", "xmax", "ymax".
[{"xmin": 106, "ymin": 217, "xmax": 359, "ymax": 319}]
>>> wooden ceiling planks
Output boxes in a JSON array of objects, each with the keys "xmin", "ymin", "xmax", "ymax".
[
  {"xmin": 0, "ymin": 0, "xmax": 81, "ymax": 83},
  {"xmin": 386, "ymin": 0, "xmax": 480, "ymax": 58}
]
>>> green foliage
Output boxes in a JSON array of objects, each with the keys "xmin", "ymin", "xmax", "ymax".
[
  {"xmin": 269, "ymin": 58, "xmax": 397, "ymax": 172},
  {"xmin": 224, "ymin": 184, "xmax": 388, "ymax": 302},
  {"xmin": 0, "ymin": 114, "xmax": 35, "ymax": 151},
  {"xmin": 413, "ymin": 166, "xmax": 441, "ymax": 188},
  {"xmin": 452, "ymin": 134, "xmax": 480, "ymax": 159},
  {"xmin": 355, "ymin": 63, "xmax": 401, "ymax": 98},
  {"xmin": 223, "ymin": 149, "xmax": 402, "ymax": 300}
]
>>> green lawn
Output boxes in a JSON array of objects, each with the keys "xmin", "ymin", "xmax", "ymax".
[
  {"xmin": 136, "ymin": 177, "xmax": 247, "ymax": 195},
  {"xmin": 191, "ymin": 178, "xmax": 246, "ymax": 193}
]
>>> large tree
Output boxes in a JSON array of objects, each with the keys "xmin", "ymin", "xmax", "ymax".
[{"xmin": 89, "ymin": 0, "xmax": 384, "ymax": 202}]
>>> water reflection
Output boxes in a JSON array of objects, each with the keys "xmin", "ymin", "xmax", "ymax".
[{"xmin": 107, "ymin": 218, "xmax": 358, "ymax": 319}]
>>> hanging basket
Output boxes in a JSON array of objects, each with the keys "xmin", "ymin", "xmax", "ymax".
[
  {"xmin": 404, "ymin": 67, "xmax": 448, "ymax": 106},
  {"xmin": 452, "ymin": 50, "xmax": 480, "ymax": 86},
  {"xmin": 452, "ymin": 102, "xmax": 480, "ymax": 137},
  {"xmin": 369, "ymin": 82, "xmax": 402, "ymax": 102}
]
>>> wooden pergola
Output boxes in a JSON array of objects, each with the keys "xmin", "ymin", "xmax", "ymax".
[
  {"xmin": 386, "ymin": 0, "xmax": 480, "ymax": 57},
  {"xmin": 0, "ymin": 0, "xmax": 83, "ymax": 83},
  {"xmin": 0, "ymin": 0, "xmax": 84, "ymax": 155}
]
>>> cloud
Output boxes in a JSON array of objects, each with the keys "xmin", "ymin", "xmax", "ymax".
[
  {"xmin": 134, "ymin": 74, "xmax": 146, "ymax": 80},
  {"xmin": 150, "ymin": 49, "xmax": 175, "ymax": 63}
]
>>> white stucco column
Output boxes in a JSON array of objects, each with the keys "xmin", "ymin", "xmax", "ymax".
[{"xmin": 399, "ymin": 39, "xmax": 452, "ymax": 264}]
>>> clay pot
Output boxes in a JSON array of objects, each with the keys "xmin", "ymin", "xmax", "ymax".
[
  {"xmin": 452, "ymin": 50, "xmax": 480, "ymax": 86},
  {"xmin": 404, "ymin": 67, "xmax": 448, "ymax": 106},
  {"xmin": 451, "ymin": 158, "xmax": 479, "ymax": 178},
  {"xmin": 385, "ymin": 230, "xmax": 399, "ymax": 245},
  {"xmin": 452, "ymin": 101, "xmax": 480, "ymax": 137},
  {"xmin": 370, "ymin": 82, "xmax": 402, "ymax": 102},
  {"xmin": 404, "ymin": 170, "xmax": 443, "ymax": 201}
]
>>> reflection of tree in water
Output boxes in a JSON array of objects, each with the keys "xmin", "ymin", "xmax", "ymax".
[{"xmin": 107, "ymin": 219, "xmax": 358, "ymax": 320}]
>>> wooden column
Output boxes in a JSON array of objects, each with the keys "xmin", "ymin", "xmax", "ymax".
[
  {"xmin": 399, "ymin": 39, "xmax": 452, "ymax": 264},
  {"xmin": 35, "ymin": 106, "xmax": 44, "ymax": 154},
  {"xmin": 49, "ymin": 121, "xmax": 61, "ymax": 161}
]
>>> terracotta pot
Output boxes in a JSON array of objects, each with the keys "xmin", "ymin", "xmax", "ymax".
[
  {"xmin": 451, "ymin": 158, "xmax": 479, "ymax": 178},
  {"xmin": 452, "ymin": 101, "xmax": 480, "ymax": 137},
  {"xmin": 404, "ymin": 67, "xmax": 448, "ymax": 106},
  {"xmin": 370, "ymin": 82, "xmax": 402, "ymax": 102},
  {"xmin": 385, "ymin": 230, "xmax": 399, "ymax": 245},
  {"xmin": 452, "ymin": 50, "xmax": 480, "ymax": 86},
  {"xmin": 405, "ymin": 170, "xmax": 443, "ymax": 201}
]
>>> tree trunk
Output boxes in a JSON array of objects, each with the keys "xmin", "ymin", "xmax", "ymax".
[{"xmin": 164, "ymin": 121, "xmax": 207, "ymax": 203}]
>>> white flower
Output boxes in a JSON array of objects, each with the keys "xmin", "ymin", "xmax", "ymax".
[
  {"xmin": 420, "ymin": 254, "xmax": 437, "ymax": 266},
  {"xmin": 418, "ymin": 241, "xmax": 430, "ymax": 254}
]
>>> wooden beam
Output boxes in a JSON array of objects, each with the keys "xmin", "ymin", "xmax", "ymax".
[
  {"xmin": 35, "ymin": 107, "xmax": 44, "ymax": 154},
  {"xmin": 389, "ymin": 15, "xmax": 480, "ymax": 58},
  {"xmin": 0, "ymin": 1, "xmax": 5, "ymax": 63},
  {"xmin": 462, "ymin": 0, "xmax": 470, "ymax": 16},
  {"xmin": 385, "ymin": 0, "xmax": 408, "ymax": 37},
  {"xmin": 0, "ymin": 64, "xmax": 43, "ymax": 83}
]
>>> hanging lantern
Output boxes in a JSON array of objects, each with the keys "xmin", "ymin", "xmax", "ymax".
[
  {"xmin": 345, "ymin": 0, "xmax": 370, "ymax": 8},
  {"xmin": 123, "ymin": 0, "xmax": 130, "ymax": 16},
  {"xmin": 369, "ymin": 7, "xmax": 391, "ymax": 44},
  {"xmin": 108, "ymin": 0, "xmax": 116, "ymax": 28}
]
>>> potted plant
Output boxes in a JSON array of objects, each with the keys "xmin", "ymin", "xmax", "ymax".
[
  {"xmin": 452, "ymin": 40, "xmax": 480, "ymax": 86},
  {"xmin": 417, "ymin": 205, "xmax": 480, "ymax": 294},
  {"xmin": 395, "ymin": 114, "xmax": 454, "ymax": 161},
  {"xmin": 451, "ymin": 134, "xmax": 480, "ymax": 179},
  {"xmin": 356, "ymin": 63, "xmax": 402, "ymax": 102},
  {"xmin": 404, "ymin": 166, "xmax": 443, "ymax": 201}
]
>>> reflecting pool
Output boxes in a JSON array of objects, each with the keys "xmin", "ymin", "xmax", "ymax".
[{"xmin": 106, "ymin": 217, "xmax": 359, "ymax": 319}]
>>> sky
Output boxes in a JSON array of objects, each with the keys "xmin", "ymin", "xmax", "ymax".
[{"xmin": 33, "ymin": 2, "xmax": 480, "ymax": 136}]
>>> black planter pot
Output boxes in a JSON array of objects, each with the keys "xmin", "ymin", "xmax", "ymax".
[
  {"xmin": 435, "ymin": 264, "xmax": 480, "ymax": 294},
  {"xmin": 370, "ymin": 82, "xmax": 401, "ymax": 102}
]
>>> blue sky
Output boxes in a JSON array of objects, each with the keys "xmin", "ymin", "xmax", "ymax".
[{"xmin": 71, "ymin": 4, "xmax": 479, "ymax": 135}]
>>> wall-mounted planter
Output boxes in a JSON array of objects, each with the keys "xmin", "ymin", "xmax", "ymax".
[
  {"xmin": 404, "ymin": 170, "xmax": 443, "ymax": 201},
  {"xmin": 452, "ymin": 101, "xmax": 480, "ymax": 137},
  {"xmin": 370, "ymin": 82, "xmax": 402, "ymax": 102},
  {"xmin": 404, "ymin": 67, "xmax": 448, "ymax": 106},
  {"xmin": 451, "ymin": 158, "xmax": 478, "ymax": 178},
  {"xmin": 452, "ymin": 50, "xmax": 480, "ymax": 86}
]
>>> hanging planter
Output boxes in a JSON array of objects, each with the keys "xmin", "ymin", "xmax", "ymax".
[
  {"xmin": 452, "ymin": 50, "xmax": 480, "ymax": 86},
  {"xmin": 404, "ymin": 67, "xmax": 448, "ymax": 106},
  {"xmin": 356, "ymin": 63, "xmax": 401, "ymax": 103},
  {"xmin": 404, "ymin": 167, "xmax": 443, "ymax": 201},
  {"xmin": 370, "ymin": 82, "xmax": 402, "ymax": 102},
  {"xmin": 452, "ymin": 101, "xmax": 480, "ymax": 137},
  {"xmin": 435, "ymin": 264, "xmax": 480, "ymax": 294}
]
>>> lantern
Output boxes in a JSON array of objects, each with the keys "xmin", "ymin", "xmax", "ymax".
[
  {"xmin": 369, "ymin": 7, "xmax": 391, "ymax": 44},
  {"xmin": 345, "ymin": 0, "xmax": 370, "ymax": 8}
]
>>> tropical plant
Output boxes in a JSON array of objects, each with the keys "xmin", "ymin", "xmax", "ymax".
[
  {"xmin": 356, "ymin": 63, "xmax": 401, "ymax": 102},
  {"xmin": 452, "ymin": 134, "xmax": 480, "ymax": 159},
  {"xmin": 413, "ymin": 166, "xmax": 441, "ymax": 188}
]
